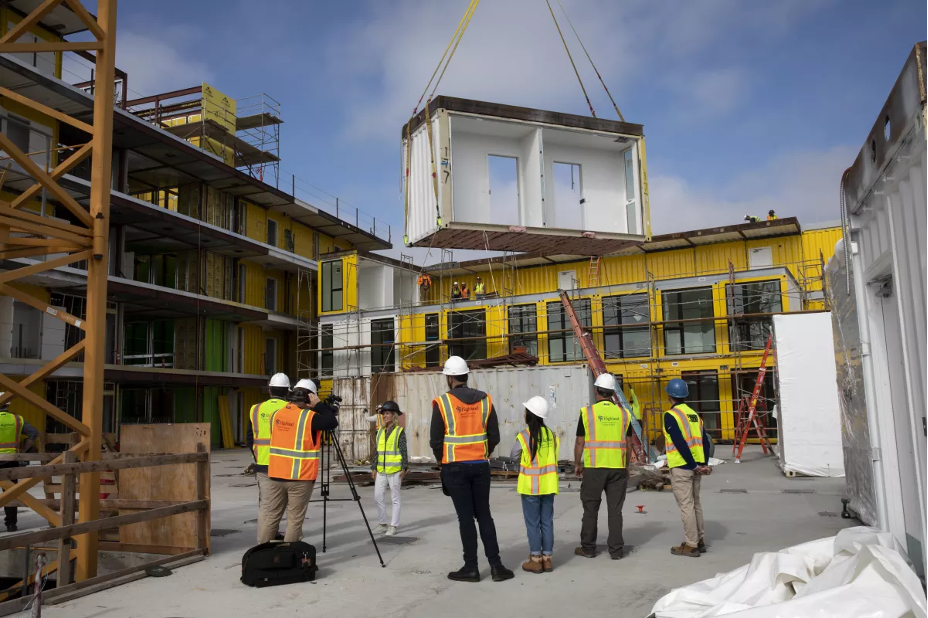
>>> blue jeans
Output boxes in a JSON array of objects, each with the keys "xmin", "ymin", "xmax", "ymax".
[{"xmin": 521, "ymin": 494, "xmax": 554, "ymax": 556}]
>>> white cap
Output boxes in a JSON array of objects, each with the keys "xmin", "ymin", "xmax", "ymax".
[
  {"xmin": 594, "ymin": 373, "xmax": 616, "ymax": 390},
  {"xmin": 443, "ymin": 355, "xmax": 469, "ymax": 376},
  {"xmin": 269, "ymin": 373, "xmax": 290, "ymax": 388},
  {"xmin": 523, "ymin": 396, "xmax": 549, "ymax": 419},
  {"xmin": 294, "ymin": 378, "xmax": 317, "ymax": 394}
]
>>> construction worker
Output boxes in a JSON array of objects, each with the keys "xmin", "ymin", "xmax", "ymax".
[
  {"xmin": 260, "ymin": 379, "xmax": 338, "ymax": 543},
  {"xmin": 574, "ymin": 373, "xmax": 632, "ymax": 560},
  {"xmin": 460, "ymin": 281, "xmax": 470, "ymax": 299},
  {"xmin": 511, "ymin": 396, "xmax": 558, "ymax": 574},
  {"xmin": 451, "ymin": 281, "xmax": 461, "ymax": 300},
  {"xmin": 0, "ymin": 395, "xmax": 37, "ymax": 532},
  {"xmin": 474, "ymin": 277, "xmax": 485, "ymax": 299},
  {"xmin": 417, "ymin": 273, "xmax": 432, "ymax": 292},
  {"xmin": 246, "ymin": 373, "xmax": 290, "ymax": 542},
  {"xmin": 430, "ymin": 356, "xmax": 514, "ymax": 583},
  {"xmin": 628, "ymin": 387, "xmax": 641, "ymax": 421},
  {"xmin": 767, "ymin": 209, "xmax": 778, "ymax": 221},
  {"xmin": 371, "ymin": 401, "xmax": 407, "ymax": 536},
  {"xmin": 663, "ymin": 378, "xmax": 711, "ymax": 558},
  {"xmin": 744, "ymin": 215, "xmax": 761, "ymax": 223}
]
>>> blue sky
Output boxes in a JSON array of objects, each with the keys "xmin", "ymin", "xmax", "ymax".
[{"xmin": 106, "ymin": 0, "xmax": 924, "ymax": 262}]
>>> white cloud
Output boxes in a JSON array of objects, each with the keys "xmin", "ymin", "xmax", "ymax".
[
  {"xmin": 667, "ymin": 67, "xmax": 751, "ymax": 120},
  {"xmin": 648, "ymin": 144, "xmax": 856, "ymax": 233},
  {"xmin": 117, "ymin": 27, "xmax": 214, "ymax": 96}
]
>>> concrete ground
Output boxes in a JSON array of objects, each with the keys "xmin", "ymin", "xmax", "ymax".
[{"xmin": 38, "ymin": 446, "xmax": 854, "ymax": 618}]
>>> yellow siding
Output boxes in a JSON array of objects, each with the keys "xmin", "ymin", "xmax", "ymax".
[
  {"xmin": 241, "ymin": 260, "xmax": 266, "ymax": 308},
  {"xmin": 241, "ymin": 324, "xmax": 265, "ymax": 375},
  {"xmin": 244, "ymin": 201, "xmax": 267, "ymax": 242},
  {"xmin": 319, "ymin": 254, "xmax": 358, "ymax": 315},
  {"xmin": 318, "ymin": 232, "xmax": 338, "ymax": 256},
  {"xmin": 601, "ymin": 253, "xmax": 647, "ymax": 286},
  {"xmin": 10, "ymin": 380, "xmax": 47, "ymax": 435},
  {"xmin": 290, "ymin": 220, "xmax": 315, "ymax": 260},
  {"xmin": 802, "ymin": 228, "xmax": 842, "ymax": 263},
  {"xmin": 1, "ymin": 10, "xmax": 63, "ymax": 80},
  {"xmin": 646, "ymin": 249, "xmax": 696, "ymax": 279},
  {"xmin": 695, "ymin": 243, "xmax": 746, "ymax": 274},
  {"xmin": 240, "ymin": 388, "xmax": 265, "ymax": 417}
]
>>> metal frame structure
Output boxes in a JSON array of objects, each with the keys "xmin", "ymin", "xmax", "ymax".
[{"xmin": 0, "ymin": 0, "xmax": 116, "ymax": 582}]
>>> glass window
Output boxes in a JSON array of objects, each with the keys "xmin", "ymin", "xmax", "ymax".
[
  {"xmin": 448, "ymin": 309, "xmax": 486, "ymax": 361},
  {"xmin": 238, "ymin": 263, "xmax": 247, "ymax": 304},
  {"xmin": 546, "ymin": 299, "xmax": 591, "ymax": 363},
  {"xmin": 265, "ymin": 337, "xmax": 277, "ymax": 375},
  {"xmin": 321, "ymin": 260, "xmax": 343, "ymax": 312},
  {"xmin": 371, "ymin": 318, "xmax": 396, "ymax": 373},
  {"xmin": 508, "ymin": 304, "xmax": 537, "ymax": 356},
  {"xmin": 663, "ymin": 288, "xmax": 715, "ymax": 355},
  {"xmin": 320, "ymin": 324, "xmax": 334, "ymax": 376},
  {"xmin": 682, "ymin": 371, "xmax": 721, "ymax": 438},
  {"xmin": 727, "ymin": 280, "xmax": 782, "ymax": 352},
  {"xmin": 603, "ymin": 294, "xmax": 650, "ymax": 359},
  {"xmin": 424, "ymin": 313, "xmax": 440, "ymax": 368},
  {"xmin": 265, "ymin": 277, "xmax": 277, "ymax": 311},
  {"xmin": 266, "ymin": 218, "xmax": 278, "ymax": 247}
]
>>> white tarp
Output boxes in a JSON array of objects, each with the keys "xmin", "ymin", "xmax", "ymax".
[
  {"xmin": 772, "ymin": 313, "xmax": 845, "ymax": 477},
  {"xmin": 650, "ymin": 526, "xmax": 926, "ymax": 618}
]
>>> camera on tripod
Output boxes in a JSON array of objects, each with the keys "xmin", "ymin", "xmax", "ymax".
[{"xmin": 323, "ymin": 394, "xmax": 342, "ymax": 412}]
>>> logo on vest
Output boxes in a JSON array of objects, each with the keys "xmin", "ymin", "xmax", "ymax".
[
  {"xmin": 687, "ymin": 414, "xmax": 698, "ymax": 422},
  {"xmin": 275, "ymin": 419, "xmax": 295, "ymax": 428}
]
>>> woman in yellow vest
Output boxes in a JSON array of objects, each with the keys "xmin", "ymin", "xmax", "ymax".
[
  {"xmin": 511, "ymin": 396, "xmax": 559, "ymax": 574},
  {"xmin": 371, "ymin": 400, "xmax": 407, "ymax": 536}
]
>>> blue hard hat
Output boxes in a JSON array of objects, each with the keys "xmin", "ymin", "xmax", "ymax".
[{"xmin": 665, "ymin": 378, "xmax": 689, "ymax": 399}]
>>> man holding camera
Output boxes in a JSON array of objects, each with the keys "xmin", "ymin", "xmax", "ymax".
[{"xmin": 259, "ymin": 379, "xmax": 339, "ymax": 544}]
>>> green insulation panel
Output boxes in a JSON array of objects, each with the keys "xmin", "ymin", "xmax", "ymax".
[
  {"xmin": 174, "ymin": 387, "xmax": 196, "ymax": 423},
  {"xmin": 205, "ymin": 319, "xmax": 229, "ymax": 372}
]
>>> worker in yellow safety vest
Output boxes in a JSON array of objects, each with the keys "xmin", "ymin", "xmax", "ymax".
[
  {"xmin": 573, "ymin": 373, "xmax": 631, "ymax": 560},
  {"xmin": 474, "ymin": 277, "xmax": 485, "ymax": 298},
  {"xmin": 511, "ymin": 396, "xmax": 559, "ymax": 574},
  {"xmin": 663, "ymin": 378, "xmax": 712, "ymax": 558},
  {"xmin": 0, "ymin": 395, "xmax": 37, "ymax": 532},
  {"xmin": 371, "ymin": 401, "xmax": 407, "ymax": 537},
  {"xmin": 430, "ymin": 356, "xmax": 514, "ymax": 583},
  {"xmin": 259, "ymin": 379, "xmax": 339, "ymax": 543},
  {"xmin": 247, "ymin": 373, "xmax": 290, "ymax": 542},
  {"xmin": 767, "ymin": 209, "xmax": 778, "ymax": 221}
]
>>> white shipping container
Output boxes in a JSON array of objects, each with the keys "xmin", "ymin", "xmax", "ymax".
[
  {"xmin": 402, "ymin": 97, "xmax": 650, "ymax": 256},
  {"xmin": 841, "ymin": 42, "xmax": 926, "ymax": 578},
  {"xmin": 333, "ymin": 365, "xmax": 594, "ymax": 462}
]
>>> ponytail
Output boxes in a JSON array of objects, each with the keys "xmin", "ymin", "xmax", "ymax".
[{"xmin": 526, "ymin": 413, "xmax": 548, "ymax": 461}]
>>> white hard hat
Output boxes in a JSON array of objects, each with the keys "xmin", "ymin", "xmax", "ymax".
[
  {"xmin": 523, "ymin": 396, "xmax": 549, "ymax": 419},
  {"xmin": 269, "ymin": 373, "xmax": 290, "ymax": 388},
  {"xmin": 594, "ymin": 373, "xmax": 616, "ymax": 391},
  {"xmin": 443, "ymin": 355, "xmax": 469, "ymax": 376},
  {"xmin": 294, "ymin": 378, "xmax": 317, "ymax": 394}
]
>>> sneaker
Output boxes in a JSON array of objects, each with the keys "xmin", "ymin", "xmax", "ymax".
[
  {"xmin": 491, "ymin": 564, "xmax": 515, "ymax": 582},
  {"xmin": 447, "ymin": 566, "xmax": 480, "ymax": 582},
  {"xmin": 670, "ymin": 543, "xmax": 700, "ymax": 558},
  {"xmin": 521, "ymin": 555, "xmax": 543, "ymax": 574},
  {"xmin": 375, "ymin": 523, "xmax": 388, "ymax": 535},
  {"xmin": 386, "ymin": 526, "xmax": 397, "ymax": 536},
  {"xmin": 5, "ymin": 525, "xmax": 15, "ymax": 533},
  {"xmin": 542, "ymin": 555, "xmax": 553, "ymax": 572},
  {"xmin": 574, "ymin": 546, "xmax": 596, "ymax": 559},
  {"xmin": 697, "ymin": 539, "xmax": 707, "ymax": 553}
]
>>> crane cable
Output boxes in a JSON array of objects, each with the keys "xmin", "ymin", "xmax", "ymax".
[
  {"xmin": 545, "ymin": 0, "xmax": 595, "ymax": 118},
  {"xmin": 404, "ymin": 0, "xmax": 480, "ymax": 245},
  {"xmin": 554, "ymin": 0, "xmax": 625, "ymax": 122}
]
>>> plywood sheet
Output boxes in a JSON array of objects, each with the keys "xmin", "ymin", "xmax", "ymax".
[{"xmin": 119, "ymin": 424, "xmax": 210, "ymax": 551}]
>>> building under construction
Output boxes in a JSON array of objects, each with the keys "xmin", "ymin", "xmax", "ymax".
[{"xmin": 313, "ymin": 217, "xmax": 841, "ymax": 451}]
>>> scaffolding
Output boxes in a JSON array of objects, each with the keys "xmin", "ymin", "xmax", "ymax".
[{"xmin": 311, "ymin": 255, "xmax": 831, "ymax": 443}]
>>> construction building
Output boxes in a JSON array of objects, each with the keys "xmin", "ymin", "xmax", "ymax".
[
  {"xmin": 315, "ymin": 217, "xmax": 841, "ymax": 444},
  {"xmin": 0, "ymin": 2, "xmax": 390, "ymax": 448}
]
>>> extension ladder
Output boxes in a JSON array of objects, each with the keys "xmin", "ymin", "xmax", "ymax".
[
  {"xmin": 558, "ymin": 290, "xmax": 654, "ymax": 463},
  {"xmin": 588, "ymin": 255, "xmax": 601, "ymax": 288},
  {"xmin": 732, "ymin": 334, "xmax": 775, "ymax": 462}
]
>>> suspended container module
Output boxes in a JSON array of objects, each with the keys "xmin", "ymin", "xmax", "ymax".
[{"xmin": 402, "ymin": 97, "xmax": 650, "ymax": 256}]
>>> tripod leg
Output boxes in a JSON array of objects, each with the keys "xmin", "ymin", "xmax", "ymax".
[
  {"xmin": 330, "ymin": 436, "xmax": 386, "ymax": 567},
  {"xmin": 322, "ymin": 439, "xmax": 329, "ymax": 552}
]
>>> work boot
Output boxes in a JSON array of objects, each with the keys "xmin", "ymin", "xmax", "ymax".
[
  {"xmin": 574, "ymin": 546, "xmax": 596, "ymax": 559},
  {"xmin": 521, "ymin": 555, "xmax": 543, "ymax": 574},
  {"xmin": 698, "ymin": 539, "xmax": 707, "ymax": 554},
  {"xmin": 447, "ymin": 566, "xmax": 480, "ymax": 582},
  {"xmin": 5, "ymin": 524, "xmax": 15, "ymax": 533},
  {"xmin": 491, "ymin": 564, "xmax": 515, "ymax": 582},
  {"xmin": 670, "ymin": 543, "xmax": 700, "ymax": 558},
  {"xmin": 610, "ymin": 548, "xmax": 624, "ymax": 560},
  {"xmin": 542, "ymin": 555, "xmax": 553, "ymax": 573}
]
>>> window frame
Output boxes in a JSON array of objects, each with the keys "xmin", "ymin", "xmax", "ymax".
[
  {"xmin": 370, "ymin": 318, "xmax": 396, "ymax": 373},
  {"xmin": 726, "ymin": 279, "xmax": 783, "ymax": 352},
  {"xmin": 265, "ymin": 336, "xmax": 277, "ymax": 375},
  {"xmin": 424, "ymin": 313, "xmax": 440, "ymax": 367},
  {"xmin": 662, "ymin": 287, "xmax": 716, "ymax": 355},
  {"xmin": 321, "ymin": 260, "xmax": 344, "ymax": 312},
  {"xmin": 546, "ymin": 298, "xmax": 591, "ymax": 363},
  {"xmin": 265, "ymin": 277, "xmax": 278, "ymax": 312},
  {"xmin": 508, "ymin": 303, "xmax": 538, "ymax": 356},
  {"xmin": 602, "ymin": 293, "xmax": 650, "ymax": 359},
  {"xmin": 320, "ymin": 324, "xmax": 334, "ymax": 376},
  {"xmin": 266, "ymin": 218, "xmax": 278, "ymax": 247},
  {"xmin": 448, "ymin": 309, "xmax": 487, "ymax": 361}
]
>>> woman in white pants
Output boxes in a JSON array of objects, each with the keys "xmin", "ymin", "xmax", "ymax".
[{"xmin": 371, "ymin": 401, "xmax": 407, "ymax": 536}]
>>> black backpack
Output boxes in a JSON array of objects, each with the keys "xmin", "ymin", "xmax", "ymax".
[{"xmin": 241, "ymin": 541, "xmax": 318, "ymax": 588}]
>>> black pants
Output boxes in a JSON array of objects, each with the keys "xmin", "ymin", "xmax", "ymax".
[
  {"xmin": 0, "ymin": 462, "xmax": 16, "ymax": 527},
  {"xmin": 580, "ymin": 467, "xmax": 628, "ymax": 556},
  {"xmin": 442, "ymin": 462, "xmax": 500, "ymax": 568}
]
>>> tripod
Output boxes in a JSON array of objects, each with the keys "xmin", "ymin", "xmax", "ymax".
[{"xmin": 313, "ymin": 429, "xmax": 385, "ymax": 567}]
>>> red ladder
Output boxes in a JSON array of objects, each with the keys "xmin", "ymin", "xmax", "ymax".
[
  {"xmin": 558, "ymin": 290, "xmax": 647, "ymax": 463},
  {"xmin": 732, "ymin": 334, "xmax": 775, "ymax": 462}
]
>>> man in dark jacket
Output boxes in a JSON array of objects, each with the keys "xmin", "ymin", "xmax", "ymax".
[{"xmin": 430, "ymin": 356, "xmax": 514, "ymax": 583}]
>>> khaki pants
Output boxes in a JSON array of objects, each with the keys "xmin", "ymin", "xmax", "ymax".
[
  {"xmin": 670, "ymin": 468, "xmax": 704, "ymax": 547},
  {"xmin": 257, "ymin": 475, "xmax": 315, "ymax": 544}
]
